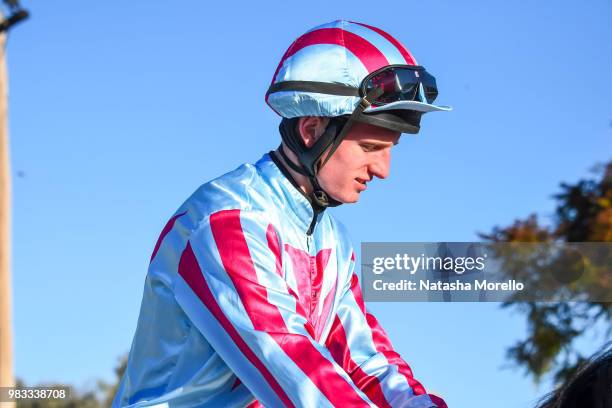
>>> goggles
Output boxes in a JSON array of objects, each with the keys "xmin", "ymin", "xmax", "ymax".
[
  {"xmin": 360, "ymin": 65, "xmax": 438, "ymax": 106},
  {"xmin": 266, "ymin": 64, "xmax": 439, "ymax": 109}
]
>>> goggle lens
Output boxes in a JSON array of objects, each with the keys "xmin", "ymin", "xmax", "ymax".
[
  {"xmin": 419, "ymin": 70, "xmax": 438, "ymax": 103},
  {"xmin": 363, "ymin": 66, "xmax": 438, "ymax": 106}
]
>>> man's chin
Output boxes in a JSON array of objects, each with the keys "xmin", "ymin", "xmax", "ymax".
[
  {"xmin": 333, "ymin": 192, "xmax": 360, "ymax": 204},
  {"xmin": 347, "ymin": 193, "xmax": 360, "ymax": 204},
  {"xmin": 324, "ymin": 188, "xmax": 361, "ymax": 204}
]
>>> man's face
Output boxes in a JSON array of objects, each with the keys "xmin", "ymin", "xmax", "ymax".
[{"xmin": 317, "ymin": 121, "xmax": 400, "ymax": 203}]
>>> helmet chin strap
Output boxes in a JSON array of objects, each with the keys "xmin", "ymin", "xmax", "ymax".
[
  {"xmin": 278, "ymin": 88, "xmax": 383, "ymax": 209},
  {"xmin": 277, "ymin": 145, "xmax": 342, "ymax": 209}
]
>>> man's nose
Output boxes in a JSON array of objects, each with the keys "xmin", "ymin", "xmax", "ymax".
[{"xmin": 368, "ymin": 150, "xmax": 391, "ymax": 180}]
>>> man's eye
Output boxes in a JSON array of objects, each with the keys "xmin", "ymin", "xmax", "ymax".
[{"xmin": 360, "ymin": 144, "xmax": 376, "ymax": 152}]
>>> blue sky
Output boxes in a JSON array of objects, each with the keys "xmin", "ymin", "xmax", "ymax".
[{"xmin": 7, "ymin": 1, "xmax": 611, "ymax": 407}]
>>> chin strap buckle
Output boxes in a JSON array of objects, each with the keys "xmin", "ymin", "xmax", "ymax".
[{"xmin": 313, "ymin": 190, "xmax": 330, "ymax": 207}]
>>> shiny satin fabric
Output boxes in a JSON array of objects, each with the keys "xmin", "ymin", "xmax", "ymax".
[
  {"xmin": 266, "ymin": 20, "xmax": 451, "ymax": 120},
  {"xmin": 112, "ymin": 153, "xmax": 444, "ymax": 408}
]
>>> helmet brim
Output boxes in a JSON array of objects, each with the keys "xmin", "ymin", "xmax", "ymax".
[
  {"xmin": 364, "ymin": 100, "xmax": 452, "ymax": 113},
  {"xmin": 357, "ymin": 110, "xmax": 422, "ymax": 134}
]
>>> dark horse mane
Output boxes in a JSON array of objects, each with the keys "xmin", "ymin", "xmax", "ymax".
[{"xmin": 536, "ymin": 342, "xmax": 612, "ymax": 408}]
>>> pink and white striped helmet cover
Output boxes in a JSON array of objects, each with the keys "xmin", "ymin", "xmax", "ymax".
[{"xmin": 266, "ymin": 20, "xmax": 450, "ymax": 118}]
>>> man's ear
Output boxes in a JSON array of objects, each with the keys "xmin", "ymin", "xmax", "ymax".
[{"xmin": 297, "ymin": 117, "xmax": 328, "ymax": 148}]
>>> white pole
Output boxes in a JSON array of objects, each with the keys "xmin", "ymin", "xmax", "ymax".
[{"xmin": 0, "ymin": 8, "xmax": 14, "ymax": 394}]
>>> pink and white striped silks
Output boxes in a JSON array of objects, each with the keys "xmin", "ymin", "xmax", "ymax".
[{"xmin": 113, "ymin": 153, "xmax": 446, "ymax": 408}]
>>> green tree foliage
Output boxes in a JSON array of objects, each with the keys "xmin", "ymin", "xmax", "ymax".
[{"xmin": 481, "ymin": 161, "xmax": 612, "ymax": 384}]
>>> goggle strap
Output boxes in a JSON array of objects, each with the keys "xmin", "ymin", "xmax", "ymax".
[
  {"xmin": 268, "ymin": 66, "xmax": 437, "ymax": 107},
  {"xmin": 267, "ymin": 81, "xmax": 360, "ymax": 98}
]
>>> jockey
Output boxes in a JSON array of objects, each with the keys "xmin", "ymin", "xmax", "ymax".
[{"xmin": 113, "ymin": 19, "xmax": 450, "ymax": 408}]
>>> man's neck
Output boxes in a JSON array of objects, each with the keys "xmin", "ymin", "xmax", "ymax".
[{"xmin": 273, "ymin": 145, "xmax": 313, "ymax": 196}]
